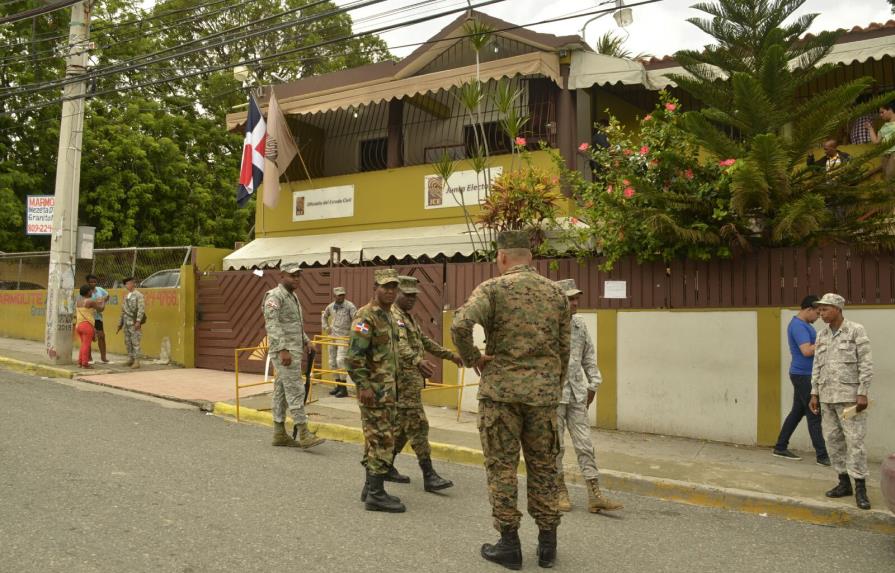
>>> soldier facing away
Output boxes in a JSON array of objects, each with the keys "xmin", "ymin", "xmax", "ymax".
[
  {"xmin": 387, "ymin": 275, "xmax": 462, "ymax": 492},
  {"xmin": 553, "ymin": 279, "xmax": 623, "ymax": 514},
  {"xmin": 321, "ymin": 286, "xmax": 357, "ymax": 398},
  {"xmin": 345, "ymin": 269, "xmax": 405, "ymax": 513},
  {"xmin": 451, "ymin": 230, "xmax": 571, "ymax": 570},
  {"xmin": 809, "ymin": 293, "xmax": 873, "ymax": 510},
  {"xmin": 262, "ymin": 263, "xmax": 325, "ymax": 450}
]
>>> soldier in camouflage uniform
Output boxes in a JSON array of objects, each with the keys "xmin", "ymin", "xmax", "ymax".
[
  {"xmin": 118, "ymin": 277, "xmax": 145, "ymax": 369},
  {"xmin": 553, "ymin": 279, "xmax": 623, "ymax": 514},
  {"xmin": 262, "ymin": 263, "xmax": 325, "ymax": 450},
  {"xmin": 387, "ymin": 275, "xmax": 462, "ymax": 492},
  {"xmin": 345, "ymin": 269, "xmax": 405, "ymax": 513},
  {"xmin": 809, "ymin": 293, "xmax": 874, "ymax": 510},
  {"xmin": 321, "ymin": 286, "xmax": 356, "ymax": 398},
  {"xmin": 452, "ymin": 230, "xmax": 571, "ymax": 570}
]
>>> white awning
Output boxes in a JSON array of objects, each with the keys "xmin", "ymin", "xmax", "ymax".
[
  {"xmin": 223, "ymin": 224, "xmax": 480, "ymax": 270},
  {"xmin": 568, "ymin": 52, "xmax": 656, "ymax": 89}
]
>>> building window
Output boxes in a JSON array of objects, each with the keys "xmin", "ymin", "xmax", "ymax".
[
  {"xmin": 464, "ymin": 122, "xmax": 511, "ymax": 157},
  {"xmin": 360, "ymin": 137, "xmax": 389, "ymax": 172}
]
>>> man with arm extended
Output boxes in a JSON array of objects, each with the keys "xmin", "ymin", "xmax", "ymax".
[{"xmin": 452, "ymin": 231, "xmax": 571, "ymax": 570}]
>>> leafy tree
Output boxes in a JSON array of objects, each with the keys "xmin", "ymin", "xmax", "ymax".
[
  {"xmin": 674, "ymin": 0, "xmax": 894, "ymax": 248},
  {"xmin": 0, "ymin": 0, "xmax": 391, "ymax": 251},
  {"xmin": 594, "ymin": 31, "xmax": 650, "ymax": 60}
]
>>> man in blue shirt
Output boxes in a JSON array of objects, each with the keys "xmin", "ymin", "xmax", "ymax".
[
  {"xmin": 87, "ymin": 274, "xmax": 110, "ymax": 364},
  {"xmin": 773, "ymin": 295, "xmax": 829, "ymax": 465}
]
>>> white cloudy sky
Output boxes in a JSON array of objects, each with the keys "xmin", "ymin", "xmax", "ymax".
[{"xmin": 341, "ymin": 0, "xmax": 893, "ymax": 59}]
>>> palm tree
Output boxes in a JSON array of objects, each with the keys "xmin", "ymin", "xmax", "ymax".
[{"xmin": 594, "ymin": 31, "xmax": 651, "ymax": 60}]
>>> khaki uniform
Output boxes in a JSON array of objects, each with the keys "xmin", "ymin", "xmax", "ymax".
[
  {"xmin": 121, "ymin": 290, "xmax": 145, "ymax": 359},
  {"xmin": 392, "ymin": 304, "xmax": 458, "ymax": 459},
  {"xmin": 452, "ymin": 264, "xmax": 571, "ymax": 532},
  {"xmin": 557, "ymin": 314, "xmax": 602, "ymax": 480},
  {"xmin": 811, "ymin": 319, "xmax": 873, "ymax": 479},
  {"xmin": 322, "ymin": 299, "xmax": 357, "ymax": 378},
  {"xmin": 263, "ymin": 285, "xmax": 312, "ymax": 425},
  {"xmin": 345, "ymin": 299, "xmax": 400, "ymax": 476}
]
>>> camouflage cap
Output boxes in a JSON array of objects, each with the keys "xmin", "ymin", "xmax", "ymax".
[
  {"xmin": 555, "ymin": 278, "xmax": 582, "ymax": 297},
  {"xmin": 398, "ymin": 275, "xmax": 420, "ymax": 294},
  {"xmin": 280, "ymin": 262, "xmax": 302, "ymax": 275},
  {"xmin": 374, "ymin": 268, "xmax": 400, "ymax": 285},
  {"xmin": 496, "ymin": 230, "xmax": 531, "ymax": 250},
  {"xmin": 813, "ymin": 292, "xmax": 845, "ymax": 310},
  {"xmin": 333, "ymin": 286, "xmax": 347, "ymax": 295}
]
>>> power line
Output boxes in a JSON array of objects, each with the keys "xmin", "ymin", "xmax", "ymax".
[{"xmin": 0, "ymin": 0, "xmax": 81, "ymax": 26}]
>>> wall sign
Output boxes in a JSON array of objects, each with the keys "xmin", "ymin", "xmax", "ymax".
[
  {"xmin": 423, "ymin": 167, "xmax": 503, "ymax": 210},
  {"xmin": 26, "ymin": 195, "xmax": 54, "ymax": 235},
  {"xmin": 292, "ymin": 185, "xmax": 355, "ymax": 222}
]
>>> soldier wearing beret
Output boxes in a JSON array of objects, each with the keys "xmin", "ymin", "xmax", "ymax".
[
  {"xmin": 262, "ymin": 263, "xmax": 325, "ymax": 449},
  {"xmin": 388, "ymin": 275, "xmax": 462, "ymax": 492},
  {"xmin": 809, "ymin": 293, "xmax": 874, "ymax": 510},
  {"xmin": 345, "ymin": 268, "xmax": 405, "ymax": 513},
  {"xmin": 452, "ymin": 230, "xmax": 571, "ymax": 569}
]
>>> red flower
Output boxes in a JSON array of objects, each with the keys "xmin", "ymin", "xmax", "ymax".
[
  {"xmin": 640, "ymin": 145, "xmax": 650, "ymax": 155},
  {"xmin": 684, "ymin": 169, "xmax": 694, "ymax": 180},
  {"xmin": 551, "ymin": 176, "xmax": 559, "ymax": 185},
  {"xmin": 643, "ymin": 114, "xmax": 653, "ymax": 121},
  {"xmin": 578, "ymin": 142, "xmax": 590, "ymax": 151},
  {"xmin": 665, "ymin": 102, "xmax": 677, "ymax": 112},
  {"xmin": 719, "ymin": 158, "xmax": 736, "ymax": 167},
  {"xmin": 606, "ymin": 184, "xmax": 614, "ymax": 194},
  {"xmin": 623, "ymin": 187, "xmax": 636, "ymax": 198},
  {"xmin": 623, "ymin": 179, "xmax": 630, "ymax": 185},
  {"xmin": 514, "ymin": 137, "xmax": 527, "ymax": 146},
  {"xmin": 623, "ymin": 149, "xmax": 633, "ymax": 156}
]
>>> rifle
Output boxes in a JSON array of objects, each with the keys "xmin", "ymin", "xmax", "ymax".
[{"xmin": 304, "ymin": 347, "xmax": 316, "ymax": 404}]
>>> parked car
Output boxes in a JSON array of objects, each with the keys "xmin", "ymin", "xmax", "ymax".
[
  {"xmin": 0, "ymin": 280, "xmax": 45, "ymax": 290},
  {"xmin": 883, "ymin": 452, "xmax": 895, "ymax": 515},
  {"xmin": 139, "ymin": 269, "xmax": 181, "ymax": 288}
]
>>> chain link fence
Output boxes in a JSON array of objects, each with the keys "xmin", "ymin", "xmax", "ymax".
[{"xmin": 0, "ymin": 247, "xmax": 191, "ymax": 290}]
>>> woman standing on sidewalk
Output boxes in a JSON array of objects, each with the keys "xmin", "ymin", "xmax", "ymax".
[{"xmin": 75, "ymin": 285, "xmax": 104, "ymax": 368}]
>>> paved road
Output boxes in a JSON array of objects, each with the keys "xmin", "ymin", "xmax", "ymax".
[{"xmin": 1, "ymin": 369, "xmax": 893, "ymax": 573}]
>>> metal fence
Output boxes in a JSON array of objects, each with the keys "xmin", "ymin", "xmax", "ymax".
[{"xmin": 0, "ymin": 246, "xmax": 191, "ymax": 290}]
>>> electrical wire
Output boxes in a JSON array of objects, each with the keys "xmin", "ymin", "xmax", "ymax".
[{"xmin": 0, "ymin": 0, "xmax": 82, "ymax": 26}]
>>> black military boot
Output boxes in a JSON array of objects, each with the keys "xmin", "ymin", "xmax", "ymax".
[
  {"xmin": 537, "ymin": 529, "xmax": 557, "ymax": 568},
  {"xmin": 826, "ymin": 473, "xmax": 853, "ymax": 498},
  {"xmin": 385, "ymin": 455, "xmax": 411, "ymax": 484},
  {"xmin": 481, "ymin": 529, "xmax": 522, "ymax": 570},
  {"xmin": 361, "ymin": 473, "xmax": 402, "ymax": 503},
  {"xmin": 419, "ymin": 457, "xmax": 453, "ymax": 492},
  {"xmin": 334, "ymin": 382, "xmax": 349, "ymax": 398},
  {"xmin": 854, "ymin": 479, "xmax": 871, "ymax": 510},
  {"xmin": 364, "ymin": 473, "xmax": 406, "ymax": 513}
]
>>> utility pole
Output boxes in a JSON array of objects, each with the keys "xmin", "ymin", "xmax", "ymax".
[{"xmin": 45, "ymin": 1, "xmax": 92, "ymax": 364}]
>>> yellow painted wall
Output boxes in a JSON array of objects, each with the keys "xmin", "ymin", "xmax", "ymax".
[
  {"xmin": 0, "ymin": 265, "xmax": 196, "ymax": 366},
  {"xmin": 193, "ymin": 247, "xmax": 233, "ymax": 273},
  {"xmin": 257, "ymin": 150, "xmax": 570, "ymax": 237}
]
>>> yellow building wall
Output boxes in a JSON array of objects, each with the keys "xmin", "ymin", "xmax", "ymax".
[
  {"xmin": 256, "ymin": 150, "xmax": 571, "ymax": 237},
  {"xmin": 193, "ymin": 247, "xmax": 233, "ymax": 273},
  {"xmin": 0, "ymin": 265, "xmax": 196, "ymax": 366}
]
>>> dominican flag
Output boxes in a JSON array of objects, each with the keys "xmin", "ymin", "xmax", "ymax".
[{"xmin": 237, "ymin": 95, "xmax": 267, "ymax": 206}]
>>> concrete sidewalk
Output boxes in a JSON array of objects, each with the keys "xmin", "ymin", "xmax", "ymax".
[{"xmin": 1, "ymin": 335, "xmax": 892, "ymax": 534}]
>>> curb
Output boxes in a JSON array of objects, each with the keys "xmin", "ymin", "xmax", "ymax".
[
  {"xmin": 213, "ymin": 402, "xmax": 895, "ymax": 536},
  {"xmin": 0, "ymin": 356, "xmax": 74, "ymax": 379}
]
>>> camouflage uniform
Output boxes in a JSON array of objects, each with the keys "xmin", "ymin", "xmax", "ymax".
[
  {"xmin": 263, "ymin": 281, "xmax": 312, "ymax": 425},
  {"xmin": 121, "ymin": 289, "xmax": 145, "ymax": 361},
  {"xmin": 392, "ymin": 302, "xmax": 459, "ymax": 459},
  {"xmin": 345, "ymin": 270, "xmax": 401, "ymax": 476},
  {"xmin": 557, "ymin": 312, "xmax": 602, "ymax": 480},
  {"xmin": 811, "ymin": 312, "xmax": 873, "ymax": 480},
  {"xmin": 321, "ymin": 288, "xmax": 356, "ymax": 382},
  {"xmin": 452, "ymin": 252, "xmax": 571, "ymax": 533}
]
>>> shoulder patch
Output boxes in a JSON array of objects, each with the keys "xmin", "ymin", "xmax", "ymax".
[
  {"xmin": 396, "ymin": 319, "xmax": 406, "ymax": 328},
  {"xmin": 265, "ymin": 298, "xmax": 280, "ymax": 309},
  {"xmin": 353, "ymin": 320, "xmax": 371, "ymax": 335}
]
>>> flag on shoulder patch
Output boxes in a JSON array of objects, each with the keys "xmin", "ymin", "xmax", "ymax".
[
  {"xmin": 396, "ymin": 319, "xmax": 406, "ymax": 328},
  {"xmin": 353, "ymin": 321, "xmax": 370, "ymax": 335}
]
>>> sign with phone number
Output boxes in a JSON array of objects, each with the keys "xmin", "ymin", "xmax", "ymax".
[{"xmin": 26, "ymin": 195, "xmax": 54, "ymax": 235}]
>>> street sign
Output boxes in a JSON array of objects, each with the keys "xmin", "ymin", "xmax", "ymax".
[{"xmin": 26, "ymin": 195, "xmax": 54, "ymax": 235}]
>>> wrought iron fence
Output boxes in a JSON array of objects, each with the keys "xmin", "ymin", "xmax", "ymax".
[{"xmin": 0, "ymin": 246, "xmax": 191, "ymax": 290}]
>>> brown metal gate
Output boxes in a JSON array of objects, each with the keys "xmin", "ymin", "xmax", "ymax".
[{"xmin": 196, "ymin": 264, "xmax": 447, "ymax": 379}]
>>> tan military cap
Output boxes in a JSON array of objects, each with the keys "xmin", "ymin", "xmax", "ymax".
[
  {"xmin": 813, "ymin": 292, "xmax": 845, "ymax": 310},
  {"xmin": 280, "ymin": 262, "xmax": 302, "ymax": 275},
  {"xmin": 374, "ymin": 268, "xmax": 400, "ymax": 285},
  {"xmin": 496, "ymin": 230, "xmax": 531, "ymax": 250},
  {"xmin": 555, "ymin": 278, "xmax": 582, "ymax": 297},
  {"xmin": 333, "ymin": 286, "xmax": 347, "ymax": 295},
  {"xmin": 398, "ymin": 275, "xmax": 420, "ymax": 294}
]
